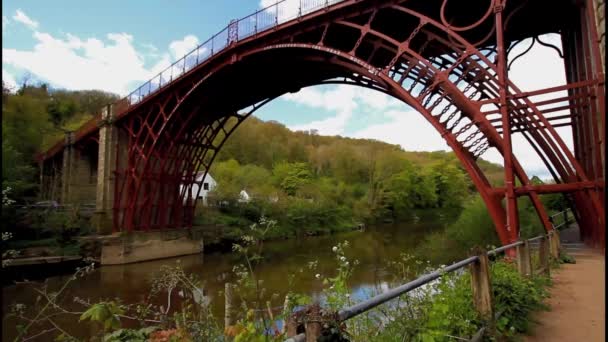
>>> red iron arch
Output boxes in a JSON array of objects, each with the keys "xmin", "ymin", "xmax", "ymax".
[{"xmin": 106, "ymin": 0, "xmax": 603, "ymax": 248}]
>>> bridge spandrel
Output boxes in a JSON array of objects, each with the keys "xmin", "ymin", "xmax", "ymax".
[{"xmin": 38, "ymin": 0, "xmax": 604, "ymax": 244}]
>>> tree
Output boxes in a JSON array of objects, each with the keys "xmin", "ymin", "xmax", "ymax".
[
  {"xmin": 272, "ymin": 162, "xmax": 312, "ymax": 196},
  {"xmin": 431, "ymin": 163, "xmax": 468, "ymax": 208}
]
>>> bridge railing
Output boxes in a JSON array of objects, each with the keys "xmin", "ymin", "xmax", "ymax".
[
  {"xmin": 284, "ymin": 209, "xmax": 573, "ymax": 342},
  {"xmin": 121, "ymin": 0, "xmax": 344, "ymax": 113},
  {"xmin": 548, "ymin": 208, "xmax": 572, "ymax": 230},
  {"xmin": 39, "ymin": 0, "xmax": 349, "ymax": 161}
]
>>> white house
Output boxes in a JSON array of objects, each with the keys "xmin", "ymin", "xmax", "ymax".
[
  {"xmin": 238, "ymin": 189, "xmax": 251, "ymax": 203},
  {"xmin": 181, "ymin": 172, "xmax": 217, "ymax": 206}
]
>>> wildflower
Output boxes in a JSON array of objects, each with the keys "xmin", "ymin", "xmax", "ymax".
[
  {"xmin": 345, "ymin": 294, "xmax": 350, "ymax": 298},
  {"xmin": 344, "ymin": 261, "xmax": 349, "ymax": 266},
  {"xmin": 315, "ymin": 273, "xmax": 321, "ymax": 279},
  {"xmin": 332, "ymin": 246, "xmax": 338, "ymax": 252},
  {"xmin": 340, "ymin": 256, "xmax": 346, "ymax": 262}
]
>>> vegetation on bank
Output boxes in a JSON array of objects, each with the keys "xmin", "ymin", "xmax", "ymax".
[
  {"xmin": 2, "ymin": 80, "xmax": 567, "ymax": 263},
  {"xmin": 2, "ymin": 80, "xmax": 572, "ymax": 341},
  {"xmin": 197, "ymin": 115, "xmax": 504, "ymax": 236},
  {"xmin": 2, "ymin": 81, "xmax": 117, "ymax": 253},
  {"xmin": 2, "ymin": 80, "xmax": 505, "ymax": 245},
  {"xmin": 417, "ymin": 189, "xmax": 566, "ymax": 264},
  {"xmin": 5, "ymin": 216, "xmax": 566, "ymax": 342}
]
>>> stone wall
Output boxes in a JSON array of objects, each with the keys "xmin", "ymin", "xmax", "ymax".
[
  {"xmin": 93, "ymin": 104, "xmax": 129, "ymax": 234},
  {"xmin": 100, "ymin": 229, "xmax": 204, "ymax": 265},
  {"xmin": 65, "ymin": 148, "xmax": 98, "ymax": 204},
  {"xmin": 60, "ymin": 132, "xmax": 98, "ymax": 205},
  {"xmin": 40, "ymin": 157, "xmax": 63, "ymax": 202},
  {"xmin": 595, "ymin": 0, "xmax": 605, "ymax": 71}
]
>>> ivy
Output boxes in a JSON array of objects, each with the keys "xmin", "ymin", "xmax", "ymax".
[{"xmin": 80, "ymin": 302, "xmax": 124, "ymax": 331}]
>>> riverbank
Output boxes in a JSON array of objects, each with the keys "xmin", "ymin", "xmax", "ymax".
[
  {"xmin": 1, "ymin": 217, "xmax": 366, "ymax": 281},
  {"xmin": 2, "ymin": 219, "xmax": 449, "ymax": 341}
]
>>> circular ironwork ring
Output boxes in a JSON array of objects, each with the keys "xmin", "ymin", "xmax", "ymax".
[{"xmin": 440, "ymin": 0, "xmax": 495, "ymax": 32}]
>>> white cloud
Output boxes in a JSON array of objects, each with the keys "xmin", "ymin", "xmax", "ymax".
[
  {"xmin": 2, "ymin": 69, "xmax": 17, "ymax": 90},
  {"xmin": 2, "ymin": 16, "xmax": 9, "ymax": 31},
  {"xmin": 349, "ymin": 109, "xmax": 449, "ymax": 151},
  {"xmin": 285, "ymin": 85, "xmax": 357, "ymax": 135},
  {"xmin": 283, "ymin": 84, "xmax": 401, "ymax": 135},
  {"xmin": 2, "ymin": 30, "xmax": 166, "ymax": 95},
  {"xmin": 169, "ymin": 34, "xmax": 199, "ymax": 59},
  {"xmin": 142, "ymin": 43, "xmax": 158, "ymax": 52},
  {"xmin": 1, "ymin": 28, "xmax": 205, "ymax": 95},
  {"xmin": 260, "ymin": 0, "xmax": 299, "ymax": 24},
  {"xmin": 259, "ymin": 0, "xmax": 342, "ymax": 24},
  {"xmin": 13, "ymin": 9, "xmax": 38, "ymax": 30}
]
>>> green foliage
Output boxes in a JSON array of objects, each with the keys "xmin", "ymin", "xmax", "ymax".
[
  {"xmin": 200, "ymin": 116, "xmax": 503, "ymax": 236},
  {"xmin": 2, "ymin": 128, "xmax": 36, "ymax": 197},
  {"xmin": 417, "ymin": 195, "xmax": 500, "ymax": 264},
  {"xmin": 80, "ymin": 302, "xmax": 124, "ymax": 331},
  {"xmin": 418, "ymin": 272, "xmax": 480, "ymax": 341},
  {"xmin": 8, "ymin": 216, "xmax": 557, "ymax": 342},
  {"xmin": 273, "ymin": 161, "xmax": 312, "ymax": 196},
  {"xmin": 102, "ymin": 327, "xmax": 159, "ymax": 342},
  {"xmin": 320, "ymin": 241, "xmax": 359, "ymax": 310},
  {"xmin": 2, "ymin": 82, "xmax": 118, "ymax": 202},
  {"xmin": 9, "ymin": 207, "xmax": 91, "ymax": 253},
  {"xmin": 490, "ymin": 261, "xmax": 550, "ymax": 337},
  {"xmin": 518, "ymin": 197, "xmax": 546, "ymax": 239},
  {"xmin": 559, "ymin": 252, "xmax": 576, "ymax": 264}
]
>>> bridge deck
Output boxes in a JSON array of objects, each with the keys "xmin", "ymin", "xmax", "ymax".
[{"xmin": 524, "ymin": 225, "xmax": 605, "ymax": 342}]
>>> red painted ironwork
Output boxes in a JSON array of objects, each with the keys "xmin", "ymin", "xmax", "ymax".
[{"xmin": 38, "ymin": 0, "xmax": 605, "ymax": 250}]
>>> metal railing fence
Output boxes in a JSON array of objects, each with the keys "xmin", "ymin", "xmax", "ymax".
[
  {"xmin": 284, "ymin": 208, "xmax": 573, "ymax": 342},
  {"xmin": 121, "ymin": 0, "xmax": 345, "ymax": 111}
]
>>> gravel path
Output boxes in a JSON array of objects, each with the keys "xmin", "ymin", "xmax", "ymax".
[{"xmin": 523, "ymin": 247, "xmax": 605, "ymax": 342}]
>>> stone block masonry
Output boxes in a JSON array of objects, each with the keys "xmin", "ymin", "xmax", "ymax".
[
  {"xmin": 595, "ymin": 0, "xmax": 605, "ymax": 71},
  {"xmin": 100, "ymin": 229, "xmax": 204, "ymax": 265},
  {"xmin": 60, "ymin": 132, "xmax": 98, "ymax": 205}
]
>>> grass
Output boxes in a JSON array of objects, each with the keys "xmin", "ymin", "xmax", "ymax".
[
  {"xmin": 7, "ymin": 237, "xmax": 82, "ymax": 257},
  {"xmin": 7, "ymin": 237, "xmax": 58, "ymax": 249}
]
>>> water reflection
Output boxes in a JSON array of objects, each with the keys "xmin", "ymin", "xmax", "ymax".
[{"xmin": 3, "ymin": 211, "xmax": 456, "ymax": 340}]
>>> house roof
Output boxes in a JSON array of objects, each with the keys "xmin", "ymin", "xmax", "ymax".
[{"xmin": 194, "ymin": 172, "xmax": 215, "ymax": 182}]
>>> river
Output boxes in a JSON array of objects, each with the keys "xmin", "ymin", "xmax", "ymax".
[{"xmin": 2, "ymin": 210, "xmax": 460, "ymax": 341}]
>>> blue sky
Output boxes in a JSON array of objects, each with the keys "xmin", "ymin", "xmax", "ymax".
[{"xmin": 2, "ymin": 1, "xmax": 573, "ymax": 179}]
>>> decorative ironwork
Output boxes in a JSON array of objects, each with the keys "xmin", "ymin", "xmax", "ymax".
[{"xmin": 37, "ymin": 0, "xmax": 605, "ymax": 249}]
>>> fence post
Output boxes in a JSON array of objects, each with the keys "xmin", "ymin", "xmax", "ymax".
[
  {"xmin": 285, "ymin": 314, "xmax": 298, "ymax": 337},
  {"xmin": 470, "ymin": 251, "xmax": 494, "ymax": 326},
  {"xmin": 305, "ymin": 320, "xmax": 322, "ymax": 342},
  {"xmin": 304, "ymin": 304, "xmax": 322, "ymax": 342},
  {"xmin": 516, "ymin": 240, "xmax": 532, "ymax": 277},
  {"xmin": 282, "ymin": 295, "xmax": 291, "ymax": 334},
  {"xmin": 225, "ymin": 283, "xmax": 235, "ymax": 328},
  {"xmin": 539, "ymin": 235, "xmax": 551, "ymax": 277},
  {"xmin": 549, "ymin": 231, "xmax": 560, "ymax": 260},
  {"xmin": 554, "ymin": 229, "xmax": 561, "ymax": 254}
]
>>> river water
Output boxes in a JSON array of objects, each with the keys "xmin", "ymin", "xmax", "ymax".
[{"xmin": 2, "ymin": 210, "xmax": 459, "ymax": 340}]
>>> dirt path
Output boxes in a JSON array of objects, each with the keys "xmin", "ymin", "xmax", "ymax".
[{"xmin": 523, "ymin": 247, "xmax": 605, "ymax": 342}]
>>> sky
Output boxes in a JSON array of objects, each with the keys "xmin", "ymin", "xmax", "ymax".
[{"xmin": 2, "ymin": 0, "xmax": 572, "ymax": 180}]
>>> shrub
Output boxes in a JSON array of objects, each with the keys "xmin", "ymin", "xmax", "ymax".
[{"xmin": 490, "ymin": 260, "xmax": 550, "ymax": 337}]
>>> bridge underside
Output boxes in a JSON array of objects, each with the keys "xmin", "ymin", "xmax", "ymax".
[{"xmin": 39, "ymin": 0, "xmax": 605, "ymax": 248}]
